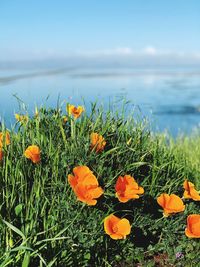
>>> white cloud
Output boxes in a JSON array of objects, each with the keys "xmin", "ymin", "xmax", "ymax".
[
  {"xmin": 1, "ymin": 46, "xmax": 200, "ymax": 67},
  {"xmin": 76, "ymin": 47, "xmax": 134, "ymax": 56},
  {"xmin": 143, "ymin": 46, "xmax": 157, "ymax": 55},
  {"xmin": 113, "ymin": 47, "xmax": 133, "ymax": 55},
  {"xmin": 193, "ymin": 52, "xmax": 200, "ymax": 59}
]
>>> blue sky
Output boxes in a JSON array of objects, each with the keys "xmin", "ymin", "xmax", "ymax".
[{"xmin": 0, "ymin": 0, "xmax": 200, "ymax": 64}]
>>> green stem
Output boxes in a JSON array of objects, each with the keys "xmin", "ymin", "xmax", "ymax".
[{"xmin": 71, "ymin": 119, "xmax": 75, "ymax": 139}]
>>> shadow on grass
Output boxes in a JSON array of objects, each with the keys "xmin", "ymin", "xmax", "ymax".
[{"xmin": 130, "ymin": 227, "xmax": 159, "ymax": 248}]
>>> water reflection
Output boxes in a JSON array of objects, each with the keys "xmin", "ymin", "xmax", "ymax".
[{"xmin": 155, "ymin": 105, "xmax": 200, "ymax": 115}]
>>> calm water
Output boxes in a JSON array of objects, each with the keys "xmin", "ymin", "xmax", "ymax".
[{"xmin": 1, "ymin": 67, "xmax": 200, "ymax": 136}]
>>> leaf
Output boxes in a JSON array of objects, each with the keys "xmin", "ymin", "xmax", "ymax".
[
  {"xmin": 84, "ymin": 253, "xmax": 91, "ymax": 260},
  {"xmin": 11, "ymin": 246, "xmax": 34, "ymax": 252},
  {"xmin": 22, "ymin": 252, "xmax": 30, "ymax": 267},
  {"xmin": 127, "ymin": 162, "xmax": 148, "ymax": 168},
  {"xmin": 0, "ymin": 258, "xmax": 14, "ymax": 267},
  {"xmin": 35, "ymin": 236, "xmax": 70, "ymax": 246},
  {"xmin": 2, "ymin": 219, "xmax": 26, "ymax": 240},
  {"xmin": 47, "ymin": 258, "xmax": 57, "ymax": 267},
  {"xmin": 102, "ymin": 147, "xmax": 120, "ymax": 157},
  {"xmin": 15, "ymin": 204, "xmax": 23, "ymax": 216}
]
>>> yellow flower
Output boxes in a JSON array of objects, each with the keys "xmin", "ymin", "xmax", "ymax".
[
  {"xmin": 126, "ymin": 138, "xmax": 132, "ymax": 145},
  {"xmin": 15, "ymin": 114, "xmax": 28, "ymax": 123},
  {"xmin": 34, "ymin": 107, "xmax": 39, "ymax": 118},
  {"xmin": 67, "ymin": 104, "xmax": 84, "ymax": 119},
  {"xmin": 0, "ymin": 131, "xmax": 10, "ymax": 162}
]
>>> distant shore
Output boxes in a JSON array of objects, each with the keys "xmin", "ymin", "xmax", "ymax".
[{"xmin": 1, "ymin": 67, "xmax": 200, "ymax": 85}]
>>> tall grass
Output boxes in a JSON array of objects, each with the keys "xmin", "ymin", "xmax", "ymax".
[{"xmin": 0, "ymin": 103, "xmax": 199, "ymax": 266}]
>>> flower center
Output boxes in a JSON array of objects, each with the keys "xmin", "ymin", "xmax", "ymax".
[{"xmin": 113, "ymin": 225, "xmax": 118, "ymax": 233}]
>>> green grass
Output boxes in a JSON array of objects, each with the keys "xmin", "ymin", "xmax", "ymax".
[{"xmin": 0, "ymin": 103, "xmax": 200, "ymax": 266}]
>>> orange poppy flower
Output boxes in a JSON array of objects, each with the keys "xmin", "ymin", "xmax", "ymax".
[
  {"xmin": 67, "ymin": 104, "xmax": 84, "ymax": 119},
  {"xmin": 157, "ymin": 193, "xmax": 185, "ymax": 216},
  {"xmin": 24, "ymin": 145, "xmax": 41, "ymax": 163},
  {"xmin": 115, "ymin": 175, "xmax": 144, "ymax": 203},
  {"xmin": 104, "ymin": 214, "xmax": 131, "ymax": 240},
  {"xmin": 0, "ymin": 131, "xmax": 10, "ymax": 147},
  {"xmin": 68, "ymin": 166, "xmax": 103, "ymax": 205},
  {"xmin": 183, "ymin": 180, "xmax": 200, "ymax": 201},
  {"xmin": 0, "ymin": 149, "xmax": 3, "ymax": 161},
  {"xmin": 68, "ymin": 166, "xmax": 99, "ymax": 189},
  {"xmin": 185, "ymin": 214, "xmax": 200, "ymax": 238},
  {"xmin": 74, "ymin": 183, "xmax": 103, "ymax": 205},
  {"xmin": 90, "ymin": 132, "xmax": 106, "ymax": 153}
]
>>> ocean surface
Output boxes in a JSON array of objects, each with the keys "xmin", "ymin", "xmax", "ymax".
[{"xmin": 1, "ymin": 67, "xmax": 200, "ymax": 136}]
